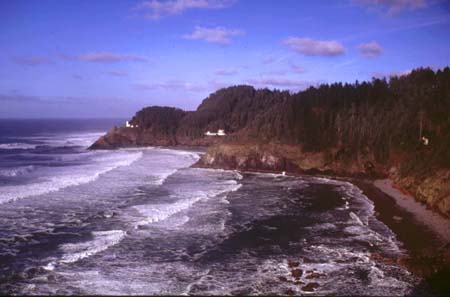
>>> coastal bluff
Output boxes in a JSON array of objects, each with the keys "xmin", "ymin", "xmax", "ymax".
[{"xmin": 90, "ymin": 67, "xmax": 450, "ymax": 217}]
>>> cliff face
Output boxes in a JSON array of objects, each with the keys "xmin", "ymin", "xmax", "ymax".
[
  {"xmin": 90, "ymin": 67, "xmax": 450, "ymax": 216},
  {"xmin": 194, "ymin": 143, "xmax": 384, "ymax": 177},
  {"xmin": 195, "ymin": 143, "xmax": 450, "ymax": 216}
]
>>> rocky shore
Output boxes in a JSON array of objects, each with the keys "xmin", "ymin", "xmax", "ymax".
[
  {"xmin": 194, "ymin": 143, "xmax": 450, "ymax": 217},
  {"xmin": 88, "ymin": 69, "xmax": 450, "ymax": 294},
  {"xmin": 194, "ymin": 143, "xmax": 450, "ymax": 294}
]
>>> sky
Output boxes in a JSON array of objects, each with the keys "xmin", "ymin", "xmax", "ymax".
[{"xmin": 0, "ymin": 0, "xmax": 449, "ymax": 118}]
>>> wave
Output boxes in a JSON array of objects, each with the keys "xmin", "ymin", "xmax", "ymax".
[
  {"xmin": 134, "ymin": 195, "xmax": 205, "ymax": 229},
  {"xmin": 0, "ymin": 151, "xmax": 143, "ymax": 204},
  {"xmin": 154, "ymin": 169, "xmax": 178, "ymax": 186},
  {"xmin": 134, "ymin": 174, "xmax": 242, "ymax": 229},
  {"xmin": 60, "ymin": 230, "xmax": 126, "ymax": 263},
  {"xmin": 7, "ymin": 132, "xmax": 106, "ymax": 149},
  {"xmin": 315, "ymin": 177, "xmax": 402, "ymax": 253},
  {"xmin": 43, "ymin": 230, "xmax": 126, "ymax": 271},
  {"xmin": 0, "ymin": 165, "xmax": 35, "ymax": 177},
  {"xmin": 0, "ymin": 142, "xmax": 37, "ymax": 150}
]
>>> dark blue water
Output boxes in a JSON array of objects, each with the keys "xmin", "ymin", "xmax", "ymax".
[{"xmin": 0, "ymin": 120, "xmax": 420, "ymax": 295}]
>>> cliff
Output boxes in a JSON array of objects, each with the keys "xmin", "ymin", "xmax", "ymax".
[
  {"xmin": 194, "ymin": 143, "xmax": 450, "ymax": 216},
  {"xmin": 90, "ymin": 67, "xmax": 450, "ymax": 216}
]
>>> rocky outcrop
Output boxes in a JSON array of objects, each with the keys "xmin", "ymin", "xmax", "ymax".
[
  {"xmin": 195, "ymin": 143, "xmax": 385, "ymax": 178},
  {"xmin": 89, "ymin": 126, "xmax": 140, "ymax": 149},
  {"xmin": 195, "ymin": 143, "xmax": 450, "ymax": 217},
  {"xmin": 89, "ymin": 106, "xmax": 222, "ymax": 148},
  {"xmin": 90, "ymin": 106, "xmax": 186, "ymax": 149}
]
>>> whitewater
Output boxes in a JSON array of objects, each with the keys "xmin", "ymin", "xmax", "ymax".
[{"xmin": 0, "ymin": 119, "xmax": 421, "ymax": 295}]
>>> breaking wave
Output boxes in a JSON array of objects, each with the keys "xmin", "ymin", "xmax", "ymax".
[
  {"xmin": 0, "ymin": 165, "xmax": 35, "ymax": 177},
  {"xmin": 0, "ymin": 143, "xmax": 37, "ymax": 150},
  {"xmin": 0, "ymin": 151, "xmax": 143, "ymax": 204}
]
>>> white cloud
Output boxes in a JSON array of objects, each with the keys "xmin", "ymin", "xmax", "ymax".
[
  {"xmin": 183, "ymin": 26, "xmax": 244, "ymax": 44},
  {"xmin": 79, "ymin": 52, "xmax": 149, "ymax": 63},
  {"xmin": 283, "ymin": 37, "xmax": 345, "ymax": 56},
  {"xmin": 214, "ymin": 68, "xmax": 238, "ymax": 75},
  {"xmin": 358, "ymin": 41, "xmax": 383, "ymax": 58},
  {"xmin": 355, "ymin": 0, "xmax": 427, "ymax": 15},
  {"xmin": 133, "ymin": 0, "xmax": 233, "ymax": 19}
]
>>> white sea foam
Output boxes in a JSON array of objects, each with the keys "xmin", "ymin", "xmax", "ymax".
[
  {"xmin": 349, "ymin": 211, "xmax": 365, "ymax": 226},
  {"xmin": 0, "ymin": 165, "xmax": 35, "ymax": 177},
  {"xmin": 43, "ymin": 230, "xmax": 126, "ymax": 272},
  {"xmin": 59, "ymin": 230, "xmax": 126, "ymax": 263},
  {"xmin": 134, "ymin": 195, "xmax": 205, "ymax": 228},
  {"xmin": 0, "ymin": 151, "xmax": 143, "ymax": 204},
  {"xmin": 154, "ymin": 169, "xmax": 178, "ymax": 185},
  {"xmin": 0, "ymin": 142, "xmax": 37, "ymax": 150},
  {"xmin": 13, "ymin": 132, "xmax": 105, "ymax": 148},
  {"xmin": 158, "ymin": 149, "xmax": 200, "ymax": 162},
  {"xmin": 133, "ymin": 168, "xmax": 242, "ymax": 229}
]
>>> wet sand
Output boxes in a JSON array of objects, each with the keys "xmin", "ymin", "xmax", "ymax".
[
  {"xmin": 373, "ymin": 179, "xmax": 450, "ymax": 243},
  {"xmin": 353, "ymin": 179, "xmax": 450, "ymax": 295}
]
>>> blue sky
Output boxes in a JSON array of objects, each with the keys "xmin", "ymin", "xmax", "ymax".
[{"xmin": 0, "ymin": 0, "xmax": 449, "ymax": 118}]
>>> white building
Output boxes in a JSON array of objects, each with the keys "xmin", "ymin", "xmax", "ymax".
[
  {"xmin": 125, "ymin": 121, "xmax": 138, "ymax": 128},
  {"xmin": 205, "ymin": 129, "xmax": 226, "ymax": 136}
]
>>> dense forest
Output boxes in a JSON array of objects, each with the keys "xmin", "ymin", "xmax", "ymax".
[
  {"xmin": 94, "ymin": 67, "xmax": 450, "ymax": 174},
  {"xmin": 167, "ymin": 67, "xmax": 449, "ymax": 176}
]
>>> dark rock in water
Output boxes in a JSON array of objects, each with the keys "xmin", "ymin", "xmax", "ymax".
[
  {"xmin": 97, "ymin": 210, "xmax": 116, "ymax": 218},
  {"xmin": 24, "ymin": 267, "xmax": 45, "ymax": 278},
  {"xmin": 354, "ymin": 267, "xmax": 370, "ymax": 283},
  {"xmin": 11, "ymin": 271, "xmax": 28, "ymax": 281},
  {"xmin": 291, "ymin": 269, "xmax": 303, "ymax": 278},
  {"xmin": 288, "ymin": 261, "xmax": 300, "ymax": 268},
  {"xmin": 47, "ymin": 274, "xmax": 56, "ymax": 282},
  {"xmin": 278, "ymin": 276, "xmax": 288, "ymax": 282},
  {"xmin": 302, "ymin": 282, "xmax": 319, "ymax": 292},
  {"xmin": 305, "ymin": 271, "xmax": 325, "ymax": 279},
  {"xmin": 285, "ymin": 288, "xmax": 295, "ymax": 296}
]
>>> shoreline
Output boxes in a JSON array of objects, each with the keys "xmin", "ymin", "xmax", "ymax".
[
  {"xmin": 346, "ymin": 179, "xmax": 450, "ymax": 294},
  {"xmin": 373, "ymin": 179, "xmax": 450, "ymax": 243},
  {"xmin": 225, "ymin": 166, "xmax": 450, "ymax": 292}
]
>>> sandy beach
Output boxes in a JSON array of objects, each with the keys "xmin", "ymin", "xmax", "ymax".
[
  {"xmin": 374, "ymin": 179, "xmax": 450, "ymax": 243},
  {"xmin": 354, "ymin": 178, "xmax": 450, "ymax": 294}
]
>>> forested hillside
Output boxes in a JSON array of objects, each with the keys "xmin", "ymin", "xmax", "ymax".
[{"xmin": 91, "ymin": 67, "xmax": 450, "ymax": 215}]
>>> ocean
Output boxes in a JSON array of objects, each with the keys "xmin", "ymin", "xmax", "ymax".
[{"xmin": 0, "ymin": 119, "xmax": 419, "ymax": 295}]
